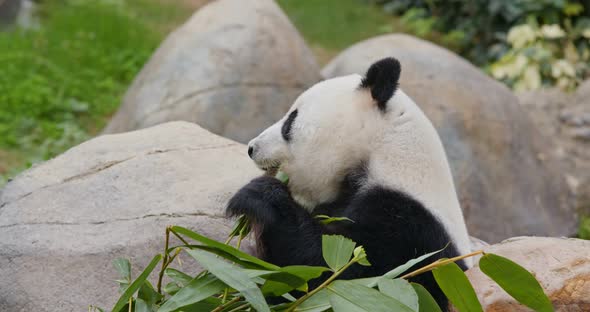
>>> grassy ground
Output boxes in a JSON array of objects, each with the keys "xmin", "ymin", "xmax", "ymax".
[
  {"xmin": 277, "ymin": 0, "xmax": 397, "ymax": 64},
  {"xmin": 0, "ymin": 0, "xmax": 195, "ymax": 185}
]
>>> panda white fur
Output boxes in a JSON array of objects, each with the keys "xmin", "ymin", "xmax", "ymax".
[{"xmin": 227, "ymin": 57, "xmax": 471, "ymax": 310}]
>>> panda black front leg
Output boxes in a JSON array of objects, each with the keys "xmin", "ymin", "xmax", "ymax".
[{"xmin": 226, "ymin": 176, "xmax": 325, "ymax": 267}]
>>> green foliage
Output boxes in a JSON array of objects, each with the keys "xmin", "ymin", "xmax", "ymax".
[
  {"xmin": 479, "ymin": 253, "xmax": 554, "ymax": 312},
  {"xmin": 369, "ymin": 0, "xmax": 590, "ymax": 67},
  {"xmin": 432, "ymin": 262, "xmax": 483, "ymax": 312},
  {"xmin": 579, "ymin": 216, "xmax": 590, "ymax": 239},
  {"xmin": 0, "ymin": 0, "xmax": 189, "ymax": 185},
  {"xmin": 94, "ymin": 224, "xmax": 553, "ymax": 312},
  {"xmin": 491, "ymin": 19, "xmax": 590, "ymax": 91}
]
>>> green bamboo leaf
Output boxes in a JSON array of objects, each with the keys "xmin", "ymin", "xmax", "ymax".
[
  {"xmin": 377, "ymin": 278, "xmax": 419, "ymax": 311},
  {"xmin": 185, "ymin": 249, "xmax": 270, "ymax": 312},
  {"xmin": 158, "ymin": 273, "xmax": 226, "ymax": 312},
  {"xmin": 113, "ymin": 258, "xmax": 131, "ymax": 280},
  {"xmin": 315, "ymin": 215, "xmax": 354, "ymax": 225},
  {"xmin": 322, "ymin": 235, "xmax": 356, "ymax": 271},
  {"xmin": 411, "ymin": 283, "xmax": 442, "ymax": 312},
  {"xmin": 228, "ymin": 215, "xmax": 251, "ymax": 238},
  {"xmin": 432, "ymin": 262, "xmax": 482, "ymax": 312},
  {"xmin": 137, "ymin": 281, "xmax": 161, "ymax": 307},
  {"xmin": 134, "ymin": 298, "xmax": 151, "ymax": 312},
  {"xmin": 113, "ymin": 258, "xmax": 132, "ymax": 293},
  {"xmin": 327, "ymin": 280, "xmax": 415, "ymax": 312},
  {"xmin": 162, "ymin": 282, "xmax": 180, "ymax": 296},
  {"xmin": 276, "ymin": 171, "xmax": 290, "ymax": 184},
  {"xmin": 111, "ymin": 254, "xmax": 162, "ymax": 312},
  {"xmin": 172, "ymin": 226, "xmax": 279, "ymax": 270},
  {"xmin": 260, "ymin": 265, "xmax": 328, "ymax": 296},
  {"xmin": 169, "ymin": 297, "xmax": 222, "ymax": 312},
  {"xmin": 384, "ymin": 247, "xmax": 446, "ymax": 279},
  {"xmin": 479, "ymin": 253, "xmax": 554, "ymax": 312},
  {"xmin": 294, "ymin": 289, "xmax": 331, "ymax": 312},
  {"xmin": 164, "ymin": 268, "xmax": 193, "ymax": 287}
]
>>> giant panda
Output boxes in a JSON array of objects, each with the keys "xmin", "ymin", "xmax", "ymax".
[{"xmin": 226, "ymin": 57, "xmax": 472, "ymax": 310}]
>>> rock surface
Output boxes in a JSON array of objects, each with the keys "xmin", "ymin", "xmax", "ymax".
[
  {"xmin": 0, "ymin": 122, "xmax": 259, "ymax": 311},
  {"xmin": 456, "ymin": 236, "xmax": 590, "ymax": 312},
  {"xmin": 103, "ymin": 0, "xmax": 320, "ymax": 143},
  {"xmin": 517, "ymin": 81, "xmax": 590, "ymax": 215},
  {"xmin": 0, "ymin": 0, "xmax": 21, "ymax": 28},
  {"xmin": 322, "ymin": 34, "xmax": 574, "ymax": 243}
]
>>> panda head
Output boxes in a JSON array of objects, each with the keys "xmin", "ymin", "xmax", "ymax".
[{"xmin": 247, "ymin": 58, "xmax": 405, "ymax": 207}]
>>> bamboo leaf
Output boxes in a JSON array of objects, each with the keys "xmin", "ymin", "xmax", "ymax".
[
  {"xmin": 411, "ymin": 283, "xmax": 442, "ymax": 312},
  {"xmin": 294, "ymin": 289, "xmax": 331, "ymax": 312},
  {"xmin": 111, "ymin": 254, "xmax": 162, "ymax": 312},
  {"xmin": 185, "ymin": 249, "xmax": 270, "ymax": 312},
  {"xmin": 377, "ymin": 278, "xmax": 419, "ymax": 311},
  {"xmin": 432, "ymin": 262, "xmax": 482, "ymax": 312},
  {"xmin": 172, "ymin": 226, "xmax": 279, "ymax": 270},
  {"xmin": 327, "ymin": 280, "xmax": 415, "ymax": 312},
  {"xmin": 158, "ymin": 273, "xmax": 226, "ymax": 312},
  {"xmin": 384, "ymin": 247, "xmax": 446, "ymax": 279},
  {"xmin": 322, "ymin": 235, "xmax": 356, "ymax": 271},
  {"xmin": 479, "ymin": 253, "xmax": 554, "ymax": 312}
]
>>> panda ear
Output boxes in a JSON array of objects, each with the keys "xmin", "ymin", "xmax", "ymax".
[{"xmin": 360, "ymin": 57, "xmax": 401, "ymax": 112}]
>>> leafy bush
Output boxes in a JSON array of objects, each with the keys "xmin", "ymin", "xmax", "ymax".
[
  {"xmin": 491, "ymin": 18, "xmax": 590, "ymax": 91},
  {"xmin": 368, "ymin": 0, "xmax": 590, "ymax": 67},
  {"xmin": 92, "ymin": 223, "xmax": 554, "ymax": 312},
  {"xmin": 0, "ymin": 0, "xmax": 188, "ymax": 185}
]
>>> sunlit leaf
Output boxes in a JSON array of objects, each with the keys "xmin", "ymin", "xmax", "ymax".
[
  {"xmin": 377, "ymin": 278, "xmax": 418, "ymax": 311},
  {"xmin": 111, "ymin": 254, "xmax": 162, "ymax": 312},
  {"xmin": 172, "ymin": 226, "xmax": 279, "ymax": 270},
  {"xmin": 327, "ymin": 280, "xmax": 415, "ymax": 312},
  {"xmin": 158, "ymin": 273, "xmax": 226, "ymax": 312},
  {"xmin": 322, "ymin": 235, "xmax": 356, "ymax": 271},
  {"xmin": 384, "ymin": 247, "xmax": 446, "ymax": 279},
  {"xmin": 164, "ymin": 268, "xmax": 193, "ymax": 287},
  {"xmin": 432, "ymin": 262, "xmax": 482, "ymax": 312},
  {"xmin": 479, "ymin": 253, "xmax": 553, "ymax": 312},
  {"xmin": 185, "ymin": 249, "xmax": 270, "ymax": 312},
  {"xmin": 411, "ymin": 283, "xmax": 442, "ymax": 312},
  {"xmin": 294, "ymin": 289, "xmax": 331, "ymax": 312}
]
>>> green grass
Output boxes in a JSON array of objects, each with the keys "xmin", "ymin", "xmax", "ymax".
[
  {"xmin": 277, "ymin": 0, "xmax": 395, "ymax": 51},
  {"xmin": 0, "ymin": 0, "xmax": 192, "ymax": 185},
  {"xmin": 276, "ymin": 0, "xmax": 462, "ymax": 64}
]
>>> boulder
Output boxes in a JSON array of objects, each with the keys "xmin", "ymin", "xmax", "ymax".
[
  {"xmin": 456, "ymin": 237, "xmax": 590, "ymax": 311},
  {"xmin": 0, "ymin": 122, "xmax": 259, "ymax": 311},
  {"xmin": 517, "ymin": 82, "xmax": 590, "ymax": 215},
  {"xmin": 0, "ymin": 0, "xmax": 21, "ymax": 28},
  {"xmin": 322, "ymin": 34, "xmax": 574, "ymax": 242},
  {"xmin": 103, "ymin": 0, "xmax": 320, "ymax": 143}
]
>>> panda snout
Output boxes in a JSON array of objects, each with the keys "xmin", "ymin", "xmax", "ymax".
[{"xmin": 248, "ymin": 145, "xmax": 254, "ymax": 159}]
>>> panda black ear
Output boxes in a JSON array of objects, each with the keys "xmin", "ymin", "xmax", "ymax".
[{"xmin": 360, "ymin": 57, "xmax": 401, "ymax": 112}]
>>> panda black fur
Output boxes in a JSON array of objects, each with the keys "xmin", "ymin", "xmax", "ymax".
[{"xmin": 227, "ymin": 57, "xmax": 471, "ymax": 311}]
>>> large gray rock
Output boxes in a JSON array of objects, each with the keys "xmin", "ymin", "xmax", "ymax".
[
  {"xmin": 0, "ymin": 0, "xmax": 21, "ymax": 28},
  {"xmin": 517, "ymin": 82, "xmax": 590, "ymax": 215},
  {"xmin": 322, "ymin": 34, "xmax": 574, "ymax": 242},
  {"xmin": 456, "ymin": 237, "xmax": 590, "ymax": 311},
  {"xmin": 103, "ymin": 0, "xmax": 320, "ymax": 143},
  {"xmin": 0, "ymin": 122, "xmax": 259, "ymax": 311}
]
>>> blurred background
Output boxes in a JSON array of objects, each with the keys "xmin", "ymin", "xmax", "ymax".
[{"xmin": 0, "ymin": 0, "xmax": 589, "ymax": 236}]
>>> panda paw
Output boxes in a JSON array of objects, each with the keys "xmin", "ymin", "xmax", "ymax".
[{"xmin": 226, "ymin": 176, "xmax": 293, "ymax": 225}]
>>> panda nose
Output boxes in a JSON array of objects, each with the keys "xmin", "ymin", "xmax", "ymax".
[{"xmin": 248, "ymin": 146, "xmax": 254, "ymax": 159}]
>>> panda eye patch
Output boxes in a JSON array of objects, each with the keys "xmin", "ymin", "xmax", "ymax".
[{"xmin": 281, "ymin": 109, "xmax": 298, "ymax": 142}]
